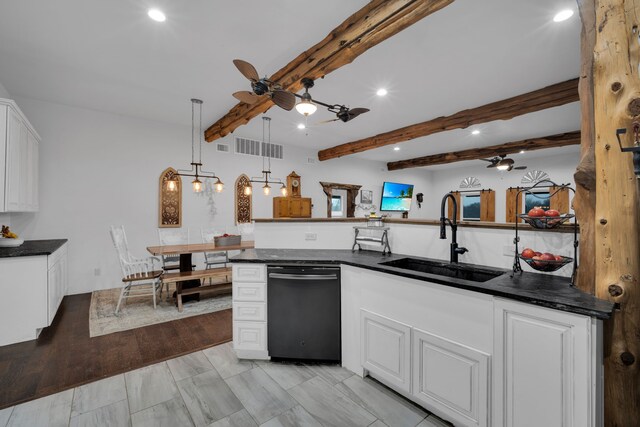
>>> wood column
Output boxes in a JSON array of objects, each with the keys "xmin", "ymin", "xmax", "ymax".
[{"xmin": 592, "ymin": 0, "xmax": 640, "ymax": 425}]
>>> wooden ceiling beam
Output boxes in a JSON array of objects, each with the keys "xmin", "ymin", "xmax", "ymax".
[
  {"xmin": 386, "ymin": 131, "xmax": 581, "ymax": 170},
  {"xmin": 204, "ymin": 0, "xmax": 454, "ymax": 142},
  {"xmin": 318, "ymin": 78, "xmax": 580, "ymax": 161}
]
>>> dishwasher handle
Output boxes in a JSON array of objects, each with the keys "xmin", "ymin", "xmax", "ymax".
[{"xmin": 268, "ymin": 273, "xmax": 339, "ymax": 281}]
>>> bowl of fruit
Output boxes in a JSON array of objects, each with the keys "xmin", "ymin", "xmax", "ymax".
[
  {"xmin": 519, "ymin": 248, "xmax": 573, "ymax": 272},
  {"xmin": 518, "ymin": 207, "xmax": 574, "ymax": 230},
  {"xmin": 0, "ymin": 225, "xmax": 24, "ymax": 247},
  {"xmin": 214, "ymin": 233, "xmax": 241, "ymax": 247}
]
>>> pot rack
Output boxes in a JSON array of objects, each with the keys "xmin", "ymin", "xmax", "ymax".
[{"xmin": 511, "ymin": 179, "xmax": 579, "ymax": 286}]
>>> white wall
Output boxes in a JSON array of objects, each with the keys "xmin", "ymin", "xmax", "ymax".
[
  {"xmin": 425, "ymin": 153, "xmax": 579, "ymax": 221},
  {"xmin": 9, "ymin": 97, "xmax": 432, "ymax": 294},
  {"xmin": 0, "ymin": 80, "xmax": 10, "ymax": 99}
]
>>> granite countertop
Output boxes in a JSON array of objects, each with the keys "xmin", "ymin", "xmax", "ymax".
[
  {"xmin": 0, "ymin": 239, "xmax": 68, "ymax": 258},
  {"xmin": 231, "ymin": 248, "xmax": 614, "ymax": 319}
]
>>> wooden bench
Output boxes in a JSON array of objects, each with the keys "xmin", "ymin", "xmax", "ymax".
[{"xmin": 162, "ymin": 267, "xmax": 232, "ymax": 312}]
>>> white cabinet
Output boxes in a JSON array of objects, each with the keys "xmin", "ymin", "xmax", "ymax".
[
  {"xmin": 361, "ymin": 309, "xmax": 412, "ymax": 393},
  {"xmin": 493, "ymin": 298, "xmax": 601, "ymax": 427},
  {"xmin": 1, "ymin": 98, "xmax": 40, "ymax": 212},
  {"xmin": 232, "ymin": 263, "xmax": 269, "ymax": 359},
  {"xmin": 0, "ymin": 243, "xmax": 68, "ymax": 346},
  {"xmin": 412, "ymin": 328, "xmax": 490, "ymax": 427}
]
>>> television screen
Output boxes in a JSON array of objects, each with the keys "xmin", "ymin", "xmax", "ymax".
[{"xmin": 380, "ymin": 182, "xmax": 414, "ymax": 211}]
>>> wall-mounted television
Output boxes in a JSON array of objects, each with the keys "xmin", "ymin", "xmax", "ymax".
[{"xmin": 380, "ymin": 182, "xmax": 414, "ymax": 211}]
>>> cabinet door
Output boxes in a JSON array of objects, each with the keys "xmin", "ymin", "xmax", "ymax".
[
  {"xmin": 5, "ymin": 108, "xmax": 22, "ymax": 211},
  {"xmin": 299, "ymin": 198, "xmax": 311, "ymax": 217},
  {"xmin": 289, "ymin": 199, "xmax": 302, "ymax": 217},
  {"xmin": 273, "ymin": 198, "xmax": 288, "ymax": 218},
  {"xmin": 412, "ymin": 328, "xmax": 489, "ymax": 427},
  {"xmin": 47, "ymin": 260, "xmax": 62, "ymax": 325},
  {"xmin": 361, "ymin": 309, "xmax": 412, "ymax": 393},
  {"xmin": 494, "ymin": 299, "xmax": 597, "ymax": 427},
  {"xmin": 27, "ymin": 131, "xmax": 38, "ymax": 211},
  {"xmin": 0, "ymin": 106, "xmax": 6, "ymax": 211},
  {"xmin": 18, "ymin": 123, "xmax": 28, "ymax": 211}
]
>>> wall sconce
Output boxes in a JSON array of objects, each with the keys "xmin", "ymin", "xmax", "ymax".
[{"xmin": 616, "ymin": 121, "xmax": 640, "ymax": 178}]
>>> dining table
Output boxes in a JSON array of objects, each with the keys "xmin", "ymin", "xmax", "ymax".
[{"xmin": 146, "ymin": 240, "xmax": 255, "ymax": 305}]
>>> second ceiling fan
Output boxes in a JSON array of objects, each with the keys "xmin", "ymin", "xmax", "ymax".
[
  {"xmin": 231, "ymin": 59, "xmax": 369, "ymax": 123},
  {"xmin": 480, "ymin": 154, "xmax": 527, "ymax": 172}
]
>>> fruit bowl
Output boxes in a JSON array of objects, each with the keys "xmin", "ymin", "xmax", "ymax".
[
  {"xmin": 518, "ymin": 213, "xmax": 574, "ymax": 229},
  {"xmin": 0, "ymin": 238, "xmax": 24, "ymax": 247},
  {"xmin": 519, "ymin": 255, "xmax": 573, "ymax": 272}
]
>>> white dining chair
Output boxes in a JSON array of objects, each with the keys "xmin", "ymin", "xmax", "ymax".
[
  {"xmin": 157, "ymin": 228, "xmax": 190, "ymax": 270},
  {"xmin": 201, "ymin": 227, "xmax": 229, "ymax": 271},
  {"xmin": 109, "ymin": 225, "xmax": 162, "ymax": 315}
]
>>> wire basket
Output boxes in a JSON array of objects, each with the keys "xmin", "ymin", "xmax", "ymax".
[
  {"xmin": 518, "ymin": 213, "xmax": 574, "ymax": 229},
  {"xmin": 519, "ymin": 255, "xmax": 573, "ymax": 272}
]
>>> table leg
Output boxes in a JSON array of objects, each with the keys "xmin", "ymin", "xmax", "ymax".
[{"xmin": 175, "ymin": 253, "xmax": 200, "ymax": 306}]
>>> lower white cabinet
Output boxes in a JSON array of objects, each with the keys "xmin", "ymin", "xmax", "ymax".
[
  {"xmin": 361, "ymin": 309, "xmax": 412, "ymax": 393},
  {"xmin": 493, "ymin": 298, "xmax": 601, "ymax": 427},
  {"xmin": 412, "ymin": 328, "xmax": 490, "ymax": 427},
  {"xmin": 232, "ymin": 263, "xmax": 269, "ymax": 359},
  {"xmin": 0, "ymin": 242, "xmax": 68, "ymax": 346}
]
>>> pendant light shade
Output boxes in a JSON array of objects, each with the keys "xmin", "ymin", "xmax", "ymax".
[
  {"xmin": 192, "ymin": 178, "xmax": 203, "ymax": 192},
  {"xmin": 263, "ymin": 183, "xmax": 271, "ymax": 195},
  {"xmin": 214, "ymin": 178, "xmax": 224, "ymax": 193},
  {"xmin": 244, "ymin": 185, "xmax": 253, "ymax": 196},
  {"xmin": 280, "ymin": 184, "xmax": 287, "ymax": 196},
  {"xmin": 295, "ymin": 92, "xmax": 317, "ymax": 116},
  {"xmin": 166, "ymin": 179, "xmax": 178, "ymax": 192}
]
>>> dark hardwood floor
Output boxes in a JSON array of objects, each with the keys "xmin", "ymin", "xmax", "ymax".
[{"xmin": 0, "ymin": 293, "xmax": 232, "ymax": 410}]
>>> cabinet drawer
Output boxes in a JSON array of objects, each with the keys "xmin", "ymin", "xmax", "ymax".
[
  {"xmin": 232, "ymin": 264, "xmax": 266, "ymax": 283},
  {"xmin": 234, "ymin": 302, "xmax": 266, "ymax": 321},
  {"xmin": 233, "ymin": 282, "xmax": 266, "ymax": 302},
  {"xmin": 233, "ymin": 321, "xmax": 267, "ymax": 352}
]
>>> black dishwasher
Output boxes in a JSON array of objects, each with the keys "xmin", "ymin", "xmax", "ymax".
[{"xmin": 267, "ymin": 265, "xmax": 341, "ymax": 362}]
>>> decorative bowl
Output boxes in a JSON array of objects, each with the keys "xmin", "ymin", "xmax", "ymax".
[
  {"xmin": 518, "ymin": 213, "xmax": 574, "ymax": 229},
  {"xmin": 0, "ymin": 238, "xmax": 24, "ymax": 247},
  {"xmin": 519, "ymin": 255, "xmax": 573, "ymax": 272},
  {"xmin": 214, "ymin": 235, "xmax": 241, "ymax": 247}
]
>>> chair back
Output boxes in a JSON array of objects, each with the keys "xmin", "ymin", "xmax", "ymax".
[
  {"xmin": 158, "ymin": 228, "xmax": 189, "ymax": 245},
  {"xmin": 110, "ymin": 225, "xmax": 132, "ymax": 276},
  {"xmin": 201, "ymin": 227, "xmax": 229, "ymax": 266}
]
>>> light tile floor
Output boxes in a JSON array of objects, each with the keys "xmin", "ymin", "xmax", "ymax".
[{"xmin": 0, "ymin": 342, "xmax": 452, "ymax": 427}]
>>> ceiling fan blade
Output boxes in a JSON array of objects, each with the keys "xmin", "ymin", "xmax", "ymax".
[
  {"xmin": 513, "ymin": 166, "xmax": 528, "ymax": 170},
  {"xmin": 271, "ymin": 90, "xmax": 296, "ymax": 111},
  {"xmin": 486, "ymin": 163, "xmax": 498, "ymax": 168},
  {"xmin": 315, "ymin": 118, "xmax": 340, "ymax": 125},
  {"xmin": 233, "ymin": 59, "xmax": 259, "ymax": 82},
  {"xmin": 233, "ymin": 91, "xmax": 259, "ymax": 104},
  {"xmin": 346, "ymin": 108, "xmax": 370, "ymax": 121},
  {"xmin": 479, "ymin": 158, "xmax": 495, "ymax": 163}
]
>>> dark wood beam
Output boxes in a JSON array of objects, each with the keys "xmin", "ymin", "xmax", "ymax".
[
  {"xmin": 386, "ymin": 131, "xmax": 581, "ymax": 170},
  {"xmin": 205, "ymin": 0, "xmax": 454, "ymax": 142},
  {"xmin": 319, "ymin": 78, "xmax": 580, "ymax": 161}
]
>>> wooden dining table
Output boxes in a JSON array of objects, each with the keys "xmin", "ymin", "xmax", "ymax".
[{"xmin": 147, "ymin": 240, "xmax": 255, "ymax": 306}]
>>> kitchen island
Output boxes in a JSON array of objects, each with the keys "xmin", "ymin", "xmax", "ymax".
[{"xmin": 231, "ymin": 248, "xmax": 613, "ymax": 427}]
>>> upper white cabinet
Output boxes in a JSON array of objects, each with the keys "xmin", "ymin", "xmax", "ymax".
[{"xmin": 0, "ymin": 98, "xmax": 40, "ymax": 212}]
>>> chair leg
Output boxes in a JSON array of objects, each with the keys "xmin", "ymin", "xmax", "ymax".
[
  {"xmin": 152, "ymin": 283, "xmax": 157, "ymax": 310},
  {"xmin": 115, "ymin": 286, "xmax": 127, "ymax": 315}
]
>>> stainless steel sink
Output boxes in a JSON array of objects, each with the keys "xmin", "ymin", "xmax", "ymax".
[{"xmin": 379, "ymin": 258, "xmax": 506, "ymax": 283}]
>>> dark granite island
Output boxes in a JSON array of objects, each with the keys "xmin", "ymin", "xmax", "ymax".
[{"xmin": 230, "ymin": 248, "xmax": 612, "ymax": 427}]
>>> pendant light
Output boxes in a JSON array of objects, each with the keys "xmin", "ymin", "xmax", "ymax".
[
  {"xmin": 168, "ymin": 99, "xmax": 224, "ymax": 193},
  {"xmin": 246, "ymin": 116, "xmax": 285, "ymax": 196}
]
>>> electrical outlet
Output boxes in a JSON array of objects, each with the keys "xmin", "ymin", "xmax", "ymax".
[
  {"xmin": 94, "ymin": 268, "xmax": 101, "ymax": 276},
  {"xmin": 305, "ymin": 232, "xmax": 317, "ymax": 241},
  {"xmin": 503, "ymin": 245, "xmax": 513, "ymax": 256}
]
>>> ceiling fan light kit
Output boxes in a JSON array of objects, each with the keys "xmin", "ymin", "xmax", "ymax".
[
  {"xmin": 481, "ymin": 154, "xmax": 527, "ymax": 172},
  {"xmin": 167, "ymin": 99, "xmax": 224, "ymax": 193}
]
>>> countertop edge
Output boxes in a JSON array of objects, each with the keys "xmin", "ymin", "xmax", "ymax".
[
  {"xmin": 230, "ymin": 251, "xmax": 612, "ymax": 320},
  {"xmin": 0, "ymin": 239, "xmax": 68, "ymax": 258}
]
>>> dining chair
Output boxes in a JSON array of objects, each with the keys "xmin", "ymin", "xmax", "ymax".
[
  {"xmin": 109, "ymin": 225, "xmax": 163, "ymax": 315},
  {"xmin": 157, "ymin": 228, "xmax": 190, "ymax": 271},
  {"xmin": 201, "ymin": 227, "xmax": 230, "ymax": 276}
]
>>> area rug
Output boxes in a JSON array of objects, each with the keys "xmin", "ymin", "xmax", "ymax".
[{"xmin": 89, "ymin": 285, "xmax": 232, "ymax": 337}]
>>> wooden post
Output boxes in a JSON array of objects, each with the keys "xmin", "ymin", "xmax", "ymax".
[{"xmin": 592, "ymin": 0, "xmax": 640, "ymax": 424}]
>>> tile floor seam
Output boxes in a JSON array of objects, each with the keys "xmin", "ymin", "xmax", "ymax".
[
  {"xmin": 164, "ymin": 359, "xmax": 198, "ymax": 427},
  {"xmin": 2, "ymin": 407, "xmax": 14, "ymax": 427},
  {"xmin": 67, "ymin": 387, "xmax": 75, "ymax": 426}
]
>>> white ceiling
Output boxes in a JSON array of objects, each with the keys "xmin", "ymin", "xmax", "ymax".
[{"xmin": 0, "ymin": 0, "xmax": 581, "ymax": 169}]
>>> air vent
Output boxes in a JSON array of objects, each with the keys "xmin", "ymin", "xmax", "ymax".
[
  {"xmin": 216, "ymin": 143, "xmax": 230, "ymax": 153},
  {"xmin": 261, "ymin": 142, "xmax": 284, "ymax": 160},
  {"xmin": 235, "ymin": 137, "xmax": 262, "ymax": 157}
]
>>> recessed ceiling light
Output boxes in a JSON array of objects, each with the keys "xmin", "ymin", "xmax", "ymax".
[
  {"xmin": 148, "ymin": 9, "xmax": 166, "ymax": 22},
  {"xmin": 471, "ymin": 130, "xmax": 480, "ymax": 135},
  {"xmin": 376, "ymin": 88, "xmax": 388, "ymax": 97},
  {"xmin": 553, "ymin": 9, "xmax": 574, "ymax": 22},
  {"xmin": 520, "ymin": 150, "xmax": 526, "ymax": 154},
  {"xmin": 393, "ymin": 146, "xmax": 400, "ymax": 151},
  {"xmin": 297, "ymin": 123, "xmax": 306, "ymax": 130}
]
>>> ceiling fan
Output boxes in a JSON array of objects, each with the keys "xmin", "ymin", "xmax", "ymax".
[
  {"xmin": 296, "ymin": 78, "xmax": 370, "ymax": 124},
  {"xmin": 480, "ymin": 154, "xmax": 527, "ymax": 172},
  {"xmin": 232, "ymin": 59, "xmax": 296, "ymax": 111}
]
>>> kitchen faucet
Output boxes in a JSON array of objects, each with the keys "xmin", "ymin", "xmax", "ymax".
[{"xmin": 440, "ymin": 193, "xmax": 469, "ymax": 263}]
